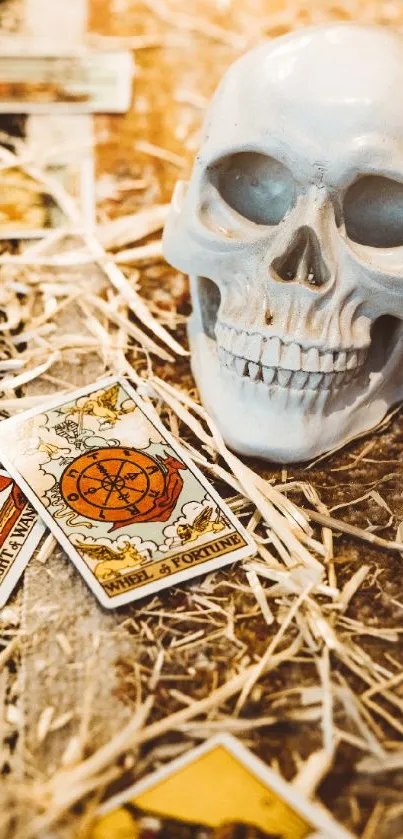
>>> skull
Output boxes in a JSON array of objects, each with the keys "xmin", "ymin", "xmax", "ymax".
[{"xmin": 163, "ymin": 24, "xmax": 403, "ymax": 462}]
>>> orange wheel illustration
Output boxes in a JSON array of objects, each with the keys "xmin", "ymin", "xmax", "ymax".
[{"xmin": 61, "ymin": 447, "xmax": 166, "ymax": 524}]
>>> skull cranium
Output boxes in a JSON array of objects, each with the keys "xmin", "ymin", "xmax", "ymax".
[{"xmin": 163, "ymin": 24, "xmax": 403, "ymax": 462}]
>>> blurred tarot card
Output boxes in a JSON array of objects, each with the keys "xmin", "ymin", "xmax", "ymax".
[
  {"xmin": 0, "ymin": 112, "xmax": 95, "ymax": 238},
  {"xmin": 0, "ymin": 45, "xmax": 133, "ymax": 113}
]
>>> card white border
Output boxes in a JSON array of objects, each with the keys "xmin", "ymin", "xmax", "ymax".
[
  {"xmin": 97, "ymin": 732, "xmax": 354, "ymax": 839},
  {"xmin": 0, "ymin": 50, "xmax": 134, "ymax": 114},
  {"xmin": 0, "ymin": 377, "xmax": 255, "ymax": 609},
  {"xmin": 0, "ymin": 469, "xmax": 45, "ymax": 608}
]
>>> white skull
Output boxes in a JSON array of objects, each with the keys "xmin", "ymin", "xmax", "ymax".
[{"xmin": 163, "ymin": 24, "xmax": 403, "ymax": 462}]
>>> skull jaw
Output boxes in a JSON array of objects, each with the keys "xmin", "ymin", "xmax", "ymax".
[{"xmin": 189, "ymin": 315, "xmax": 403, "ymax": 464}]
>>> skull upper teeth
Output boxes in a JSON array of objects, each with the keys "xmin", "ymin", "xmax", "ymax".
[{"xmin": 215, "ymin": 322, "xmax": 368, "ymax": 390}]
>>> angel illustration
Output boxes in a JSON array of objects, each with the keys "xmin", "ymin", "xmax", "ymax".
[
  {"xmin": 75, "ymin": 540, "xmax": 147, "ymax": 581},
  {"xmin": 177, "ymin": 506, "xmax": 228, "ymax": 545}
]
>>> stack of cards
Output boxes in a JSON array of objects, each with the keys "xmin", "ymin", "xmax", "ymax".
[
  {"xmin": 90, "ymin": 733, "xmax": 354, "ymax": 839},
  {"xmin": 0, "ymin": 377, "xmax": 255, "ymax": 608}
]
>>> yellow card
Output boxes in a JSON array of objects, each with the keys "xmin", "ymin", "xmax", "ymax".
[{"xmin": 90, "ymin": 734, "xmax": 354, "ymax": 839}]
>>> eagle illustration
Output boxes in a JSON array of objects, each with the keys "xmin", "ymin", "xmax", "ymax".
[
  {"xmin": 75, "ymin": 540, "xmax": 147, "ymax": 581},
  {"xmin": 177, "ymin": 506, "xmax": 227, "ymax": 545}
]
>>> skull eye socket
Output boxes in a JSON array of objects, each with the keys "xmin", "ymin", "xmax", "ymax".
[
  {"xmin": 344, "ymin": 175, "xmax": 403, "ymax": 248},
  {"xmin": 212, "ymin": 152, "xmax": 296, "ymax": 226}
]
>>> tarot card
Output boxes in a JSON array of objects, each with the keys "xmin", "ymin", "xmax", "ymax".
[
  {"xmin": 0, "ymin": 44, "xmax": 134, "ymax": 113},
  {"xmin": 0, "ymin": 378, "xmax": 255, "ymax": 608},
  {"xmin": 0, "ymin": 113, "xmax": 95, "ymax": 239},
  {"xmin": 0, "ymin": 468, "xmax": 45, "ymax": 607},
  {"xmin": 91, "ymin": 733, "xmax": 354, "ymax": 839}
]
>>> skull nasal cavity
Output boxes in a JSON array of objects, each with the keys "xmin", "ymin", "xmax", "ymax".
[{"xmin": 271, "ymin": 226, "xmax": 330, "ymax": 289}]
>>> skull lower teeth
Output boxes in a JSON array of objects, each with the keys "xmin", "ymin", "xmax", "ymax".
[{"xmin": 215, "ymin": 322, "xmax": 367, "ymax": 391}]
